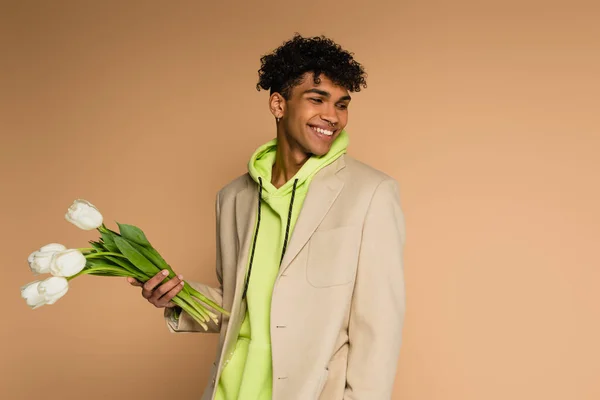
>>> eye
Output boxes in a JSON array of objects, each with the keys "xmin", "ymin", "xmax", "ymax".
[
  {"xmin": 337, "ymin": 103, "xmax": 349, "ymax": 110},
  {"xmin": 309, "ymin": 98, "xmax": 324, "ymax": 104}
]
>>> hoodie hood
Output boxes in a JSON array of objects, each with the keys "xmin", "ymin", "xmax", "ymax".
[{"xmin": 248, "ymin": 129, "xmax": 349, "ymax": 197}]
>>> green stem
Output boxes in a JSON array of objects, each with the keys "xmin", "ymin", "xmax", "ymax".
[
  {"xmin": 77, "ymin": 247, "xmax": 97, "ymax": 253},
  {"xmin": 178, "ymin": 291, "xmax": 212, "ymax": 322},
  {"xmin": 185, "ymin": 284, "xmax": 229, "ymax": 316},
  {"xmin": 172, "ymin": 296, "xmax": 208, "ymax": 331},
  {"xmin": 67, "ymin": 266, "xmax": 145, "ymax": 282},
  {"xmin": 85, "ymin": 252, "xmax": 128, "ymax": 259},
  {"xmin": 192, "ymin": 295, "xmax": 217, "ymax": 322}
]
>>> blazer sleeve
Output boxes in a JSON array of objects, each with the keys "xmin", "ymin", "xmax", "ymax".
[
  {"xmin": 163, "ymin": 191, "xmax": 224, "ymax": 334},
  {"xmin": 344, "ymin": 178, "xmax": 406, "ymax": 399}
]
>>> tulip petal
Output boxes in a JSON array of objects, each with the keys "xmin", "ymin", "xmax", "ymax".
[
  {"xmin": 21, "ymin": 281, "xmax": 47, "ymax": 309},
  {"xmin": 65, "ymin": 199, "xmax": 103, "ymax": 230},
  {"xmin": 38, "ymin": 276, "xmax": 69, "ymax": 304},
  {"xmin": 49, "ymin": 249, "xmax": 86, "ymax": 277},
  {"xmin": 39, "ymin": 243, "xmax": 67, "ymax": 252}
]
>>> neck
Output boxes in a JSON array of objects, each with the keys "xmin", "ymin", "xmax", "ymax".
[{"xmin": 271, "ymin": 129, "xmax": 310, "ymax": 189}]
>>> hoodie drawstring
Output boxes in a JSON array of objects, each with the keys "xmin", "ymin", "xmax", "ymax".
[
  {"xmin": 242, "ymin": 177, "xmax": 298, "ymax": 300},
  {"xmin": 280, "ymin": 178, "xmax": 298, "ymax": 264}
]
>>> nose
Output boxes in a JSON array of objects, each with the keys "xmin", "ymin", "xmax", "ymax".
[{"xmin": 321, "ymin": 107, "xmax": 338, "ymax": 127}]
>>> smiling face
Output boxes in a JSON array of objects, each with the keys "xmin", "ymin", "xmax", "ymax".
[{"xmin": 271, "ymin": 72, "xmax": 351, "ymax": 157}]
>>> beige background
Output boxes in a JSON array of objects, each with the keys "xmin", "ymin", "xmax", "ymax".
[{"xmin": 1, "ymin": 1, "xmax": 599, "ymax": 399}]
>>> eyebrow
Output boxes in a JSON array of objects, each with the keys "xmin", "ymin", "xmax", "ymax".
[{"xmin": 302, "ymin": 88, "xmax": 352, "ymax": 102}]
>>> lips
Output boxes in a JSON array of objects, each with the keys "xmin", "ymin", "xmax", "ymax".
[{"xmin": 308, "ymin": 124, "xmax": 335, "ymax": 137}]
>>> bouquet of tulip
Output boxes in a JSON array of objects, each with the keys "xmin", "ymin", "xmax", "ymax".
[{"xmin": 21, "ymin": 199, "xmax": 228, "ymax": 330}]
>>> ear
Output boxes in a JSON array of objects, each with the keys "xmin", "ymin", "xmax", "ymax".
[{"xmin": 269, "ymin": 92, "xmax": 285, "ymax": 121}]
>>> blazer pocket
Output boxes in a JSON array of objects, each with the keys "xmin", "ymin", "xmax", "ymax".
[{"xmin": 306, "ymin": 226, "xmax": 361, "ymax": 287}]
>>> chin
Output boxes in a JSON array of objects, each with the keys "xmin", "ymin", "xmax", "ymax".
[
  {"xmin": 303, "ymin": 124, "xmax": 337, "ymax": 155},
  {"xmin": 308, "ymin": 144, "xmax": 332, "ymax": 157}
]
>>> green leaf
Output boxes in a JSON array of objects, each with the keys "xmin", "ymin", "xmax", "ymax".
[
  {"xmin": 116, "ymin": 222, "xmax": 151, "ymax": 247},
  {"xmin": 105, "ymin": 255, "xmax": 145, "ymax": 280},
  {"xmin": 100, "ymin": 231, "xmax": 120, "ymax": 253},
  {"xmin": 85, "ymin": 265, "xmax": 136, "ymax": 277},
  {"xmin": 127, "ymin": 241, "xmax": 176, "ymax": 282},
  {"xmin": 113, "ymin": 235, "xmax": 160, "ymax": 276},
  {"xmin": 87, "ymin": 257, "xmax": 113, "ymax": 266},
  {"xmin": 145, "ymin": 246, "xmax": 170, "ymax": 268},
  {"xmin": 89, "ymin": 241, "xmax": 105, "ymax": 251},
  {"xmin": 129, "ymin": 241, "xmax": 171, "ymax": 272}
]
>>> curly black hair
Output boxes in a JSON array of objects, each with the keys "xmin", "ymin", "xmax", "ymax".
[{"xmin": 256, "ymin": 33, "xmax": 367, "ymax": 99}]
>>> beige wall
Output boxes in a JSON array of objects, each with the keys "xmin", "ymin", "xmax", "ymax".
[{"xmin": 1, "ymin": 1, "xmax": 599, "ymax": 399}]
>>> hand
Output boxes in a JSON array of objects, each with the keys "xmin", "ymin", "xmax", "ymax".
[{"xmin": 127, "ymin": 270, "xmax": 184, "ymax": 308}]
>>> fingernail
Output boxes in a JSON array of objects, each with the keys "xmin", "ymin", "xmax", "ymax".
[
  {"xmin": 162, "ymin": 270, "xmax": 168, "ymax": 276},
  {"xmin": 177, "ymin": 274, "xmax": 183, "ymax": 280}
]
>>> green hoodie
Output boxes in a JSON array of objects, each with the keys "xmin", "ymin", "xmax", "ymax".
[{"xmin": 215, "ymin": 130, "xmax": 349, "ymax": 400}]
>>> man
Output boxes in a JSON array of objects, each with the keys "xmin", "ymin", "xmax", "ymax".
[{"xmin": 128, "ymin": 33, "xmax": 406, "ymax": 400}]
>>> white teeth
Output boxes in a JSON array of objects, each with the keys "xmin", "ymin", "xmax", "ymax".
[{"xmin": 312, "ymin": 126, "xmax": 333, "ymax": 136}]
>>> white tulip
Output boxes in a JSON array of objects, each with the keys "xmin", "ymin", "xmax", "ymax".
[
  {"xmin": 21, "ymin": 281, "xmax": 47, "ymax": 309},
  {"xmin": 65, "ymin": 199, "xmax": 103, "ymax": 230},
  {"xmin": 49, "ymin": 249, "xmax": 86, "ymax": 277},
  {"xmin": 28, "ymin": 243, "xmax": 67, "ymax": 275},
  {"xmin": 37, "ymin": 276, "xmax": 69, "ymax": 305},
  {"xmin": 40, "ymin": 243, "xmax": 68, "ymax": 252}
]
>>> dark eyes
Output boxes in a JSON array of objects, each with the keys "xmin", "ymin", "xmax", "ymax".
[{"xmin": 309, "ymin": 98, "xmax": 349, "ymax": 110}]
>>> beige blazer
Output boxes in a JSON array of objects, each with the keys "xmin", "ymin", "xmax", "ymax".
[{"xmin": 164, "ymin": 154, "xmax": 406, "ymax": 400}]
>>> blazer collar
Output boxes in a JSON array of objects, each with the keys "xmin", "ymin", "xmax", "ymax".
[{"xmin": 234, "ymin": 154, "xmax": 347, "ymax": 276}]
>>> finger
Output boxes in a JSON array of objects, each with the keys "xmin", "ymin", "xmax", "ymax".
[
  {"xmin": 155, "ymin": 279, "xmax": 185, "ymax": 308},
  {"xmin": 150, "ymin": 275, "xmax": 183, "ymax": 303},
  {"xmin": 127, "ymin": 277, "xmax": 142, "ymax": 287},
  {"xmin": 142, "ymin": 270, "xmax": 170, "ymax": 298}
]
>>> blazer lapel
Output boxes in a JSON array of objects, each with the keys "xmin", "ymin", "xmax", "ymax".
[
  {"xmin": 232, "ymin": 176, "xmax": 259, "ymax": 302},
  {"xmin": 217, "ymin": 177, "xmax": 256, "ymax": 372},
  {"xmin": 235, "ymin": 177, "xmax": 257, "ymax": 254},
  {"xmin": 231, "ymin": 155, "xmax": 347, "ymax": 286},
  {"xmin": 278, "ymin": 155, "xmax": 346, "ymax": 277},
  {"xmin": 218, "ymin": 156, "xmax": 346, "ymax": 371}
]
